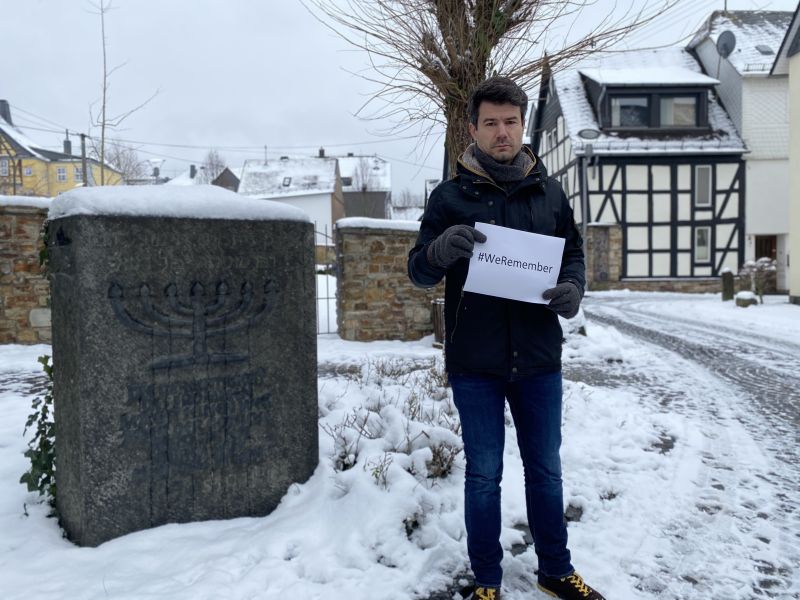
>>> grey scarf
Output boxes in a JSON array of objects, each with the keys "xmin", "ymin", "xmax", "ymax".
[{"xmin": 474, "ymin": 145, "xmax": 532, "ymax": 183}]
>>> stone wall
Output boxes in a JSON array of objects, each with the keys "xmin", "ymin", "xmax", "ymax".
[
  {"xmin": 584, "ymin": 223, "xmax": 760, "ymax": 294},
  {"xmin": 336, "ymin": 219, "xmax": 442, "ymax": 341},
  {"xmin": 0, "ymin": 201, "xmax": 50, "ymax": 344}
]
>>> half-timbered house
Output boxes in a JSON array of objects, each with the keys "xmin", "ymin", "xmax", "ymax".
[{"xmin": 529, "ymin": 48, "xmax": 747, "ymax": 290}]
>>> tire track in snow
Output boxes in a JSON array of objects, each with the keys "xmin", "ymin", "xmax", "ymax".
[{"xmin": 578, "ymin": 300, "xmax": 800, "ymax": 599}]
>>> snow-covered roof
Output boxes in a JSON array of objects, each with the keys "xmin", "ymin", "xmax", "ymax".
[
  {"xmin": 238, "ymin": 157, "xmax": 338, "ymax": 199},
  {"xmin": 336, "ymin": 217, "xmax": 419, "ymax": 232},
  {"xmin": 335, "ymin": 155, "xmax": 391, "ymax": 192},
  {"xmin": 549, "ymin": 48, "xmax": 747, "ymax": 157},
  {"xmin": 49, "ymin": 185, "xmax": 309, "ymax": 222},
  {"xmin": 579, "ymin": 67, "xmax": 718, "ymax": 86},
  {"xmin": 0, "ymin": 114, "xmax": 47, "ymax": 160},
  {"xmin": 165, "ymin": 169, "xmax": 200, "ymax": 186},
  {"xmin": 688, "ymin": 10, "xmax": 793, "ymax": 76}
]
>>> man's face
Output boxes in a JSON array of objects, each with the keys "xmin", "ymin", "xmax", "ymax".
[{"xmin": 468, "ymin": 101, "xmax": 524, "ymax": 164}]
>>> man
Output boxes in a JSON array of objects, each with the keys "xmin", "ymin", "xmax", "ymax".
[{"xmin": 407, "ymin": 77, "xmax": 604, "ymax": 600}]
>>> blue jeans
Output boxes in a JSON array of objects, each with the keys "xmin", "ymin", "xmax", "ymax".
[{"xmin": 449, "ymin": 370, "xmax": 573, "ymax": 588}]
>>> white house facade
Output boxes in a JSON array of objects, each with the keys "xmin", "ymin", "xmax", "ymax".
[
  {"xmin": 773, "ymin": 5, "xmax": 800, "ymax": 302},
  {"xmin": 530, "ymin": 48, "xmax": 747, "ymax": 287},
  {"xmin": 688, "ymin": 10, "xmax": 794, "ymax": 291}
]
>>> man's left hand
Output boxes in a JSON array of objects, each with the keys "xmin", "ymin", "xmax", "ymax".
[{"xmin": 542, "ymin": 282, "xmax": 582, "ymax": 319}]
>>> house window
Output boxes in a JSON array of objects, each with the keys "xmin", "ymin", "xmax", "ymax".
[
  {"xmin": 695, "ymin": 226, "xmax": 711, "ymax": 262},
  {"xmin": 74, "ymin": 167, "xmax": 83, "ymax": 183},
  {"xmin": 660, "ymin": 96, "xmax": 697, "ymax": 127},
  {"xmin": 24, "ymin": 167, "xmax": 33, "ymax": 176},
  {"xmin": 694, "ymin": 165, "xmax": 711, "ymax": 207},
  {"xmin": 0, "ymin": 158, "xmax": 8, "ymax": 177},
  {"xmin": 57, "ymin": 167, "xmax": 67, "ymax": 182},
  {"xmin": 611, "ymin": 96, "xmax": 650, "ymax": 127},
  {"xmin": 282, "ymin": 177, "xmax": 291, "ymax": 187},
  {"xmin": 341, "ymin": 176, "xmax": 352, "ymax": 186}
]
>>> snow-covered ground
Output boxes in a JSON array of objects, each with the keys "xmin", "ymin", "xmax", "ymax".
[{"xmin": 0, "ymin": 292, "xmax": 798, "ymax": 599}]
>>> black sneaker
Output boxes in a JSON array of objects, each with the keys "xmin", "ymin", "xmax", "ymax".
[
  {"xmin": 537, "ymin": 571, "xmax": 605, "ymax": 600},
  {"xmin": 470, "ymin": 586, "xmax": 501, "ymax": 600}
]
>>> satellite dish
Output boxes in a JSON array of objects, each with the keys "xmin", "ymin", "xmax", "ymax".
[{"xmin": 717, "ymin": 30, "xmax": 736, "ymax": 59}]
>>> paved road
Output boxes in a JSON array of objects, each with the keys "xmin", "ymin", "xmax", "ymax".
[{"xmin": 572, "ymin": 295, "xmax": 800, "ymax": 599}]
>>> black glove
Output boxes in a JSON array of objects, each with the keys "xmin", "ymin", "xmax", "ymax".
[
  {"xmin": 426, "ymin": 225, "xmax": 487, "ymax": 269},
  {"xmin": 542, "ymin": 281, "xmax": 582, "ymax": 319}
]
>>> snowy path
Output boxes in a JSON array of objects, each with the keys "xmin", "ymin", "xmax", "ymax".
[
  {"xmin": 566, "ymin": 294, "xmax": 800, "ymax": 599},
  {"xmin": 0, "ymin": 294, "xmax": 798, "ymax": 600}
]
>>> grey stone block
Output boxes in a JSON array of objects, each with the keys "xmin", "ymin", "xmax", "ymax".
[
  {"xmin": 48, "ymin": 215, "xmax": 318, "ymax": 546},
  {"xmin": 29, "ymin": 308, "xmax": 51, "ymax": 327}
]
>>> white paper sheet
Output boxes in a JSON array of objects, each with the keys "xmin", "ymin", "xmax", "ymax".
[{"xmin": 463, "ymin": 222, "xmax": 565, "ymax": 304}]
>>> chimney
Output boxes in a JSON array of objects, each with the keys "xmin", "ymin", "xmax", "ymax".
[
  {"xmin": 190, "ymin": 164, "xmax": 197, "ymax": 179},
  {"xmin": 63, "ymin": 130, "xmax": 72, "ymax": 156},
  {"xmin": 0, "ymin": 100, "xmax": 12, "ymax": 124},
  {"xmin": 318, "ymin": 147, "xmax": 325, "ymax": 158}
]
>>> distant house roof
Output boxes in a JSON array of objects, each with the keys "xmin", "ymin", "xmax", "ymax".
[
  {"xmin": 0, "ymin": 111, "xmax": 117, "ymax": 177},
  {"xmin": 238, "ymin": 157, "xmax": 339, "ymax": 199},
  {"xmin": 688, "ymin": 10, "xmax": 794, "ymax": 76},
  {"xmin": 165, "ymin": 168, "xmax": 200, "ymax": 186},
  {"xmin": 0, "ymin": 114, "xmax": 47, "ymax": 160},
  {"xmin": 335, "ymin": 154, "xmax": 391, "ymax": 192},
  {"xmin": 546, "ymin": 47, "xmax": 746, "ymax": 157}
]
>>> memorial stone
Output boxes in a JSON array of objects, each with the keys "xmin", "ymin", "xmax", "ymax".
[{"xmin": 47, "ymin": 186, "xmax": 318, "ymax": 547}]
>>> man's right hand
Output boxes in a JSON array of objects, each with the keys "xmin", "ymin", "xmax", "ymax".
[{"xmin": 426, "ymin": 225, "xmax": 487, "ymax": 269}]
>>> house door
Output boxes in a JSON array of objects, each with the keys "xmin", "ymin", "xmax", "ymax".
[{"xmin": 754, "ymin": 235, "xmax": 777, "ymax": 261}]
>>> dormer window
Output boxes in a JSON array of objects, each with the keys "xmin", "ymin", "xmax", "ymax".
[
  {"xmin": 604, "ymin": 90, "xmax": 704, "ymax": 131},
  {"xmin": 580, "ymin": 68, "xmax": 714, "ymax": 134},
  {"xmin": 611, "ymin": 96, "xmax": 650, "ymax": 127},
  {"xmin": 660, "ymin": 96, "xmax": 698, "ymax": 127}
]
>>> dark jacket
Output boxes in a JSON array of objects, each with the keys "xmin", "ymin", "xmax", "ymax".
[{"xmin": 407, "ymin": 145, "xmax": 585, "ymax": 377}]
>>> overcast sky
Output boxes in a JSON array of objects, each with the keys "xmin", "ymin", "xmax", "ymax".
[{"xmin": 2, "ymin": 0, "xmax": 797, "ymax": 194}]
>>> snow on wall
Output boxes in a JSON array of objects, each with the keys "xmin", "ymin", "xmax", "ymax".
[
  {"xmin": 336, "ymin": 217, "xmax": 421, "ymax": 232},
  {"xmin": 0, "ymin": 195, "xmax": 51, "ymax": 209},
  {"xmin": 49, "ymin": 185, "xmax": 310, "ymax": 222}
]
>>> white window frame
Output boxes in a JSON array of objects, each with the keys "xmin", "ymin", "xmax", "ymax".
[
  {"xmin": 0, "ymin": 158, "xmax": 8, "ymax": 177},
  {"xmin": 694, "ymin": 165, "xmax": 712, "ymax": 207},
  {"xmin": 56, "ymin": 167, "xmax": 67, "ymax": 182},
  {"xmin": 24, "ymin": 166, "xmax": 33, "ymax": 177},
  {"xmin": 694, "ymin": 226, "xmax": 711, "ymax": 263}
]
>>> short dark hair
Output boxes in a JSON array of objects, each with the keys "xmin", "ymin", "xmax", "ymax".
[{"xmin": 468, "ymin": 77, "xmax": 528, "ymax": 126}]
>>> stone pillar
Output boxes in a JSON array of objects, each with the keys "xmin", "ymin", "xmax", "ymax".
[
  {"xmin": 0, "ymin": 199, "xmax": 51, "ymax": 344},
  {"xmin": 721, "ymin": 271, "xmax": 735, "ymax": 301},
  {"xmin": 335, "ymin": 218, "xmax": 442, "ymax": 341},
  {"xmin": 585, "ymin": 223, "xmax": 622, "ymax": 290},
  {"xmin": 48, "ymin": 187, "xmax": 318, "ymax": 546}
]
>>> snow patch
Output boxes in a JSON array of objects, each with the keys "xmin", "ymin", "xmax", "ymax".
[{"xmin": 48, "ymin": 185, "xmax": 309, "ymax": 222}]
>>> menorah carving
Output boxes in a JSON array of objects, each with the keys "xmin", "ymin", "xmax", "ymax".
[{"xmin": 108, "ymin": 277, "xmax": 279, "ymax": 369}]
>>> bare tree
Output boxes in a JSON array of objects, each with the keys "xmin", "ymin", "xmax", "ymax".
[
  {"xmin": 197, "ymin": 149, "xmax": 227, "ymax": 184},
  {"xmin": 305, "ymin": 0, "xmax": 682, "ymax": 176},
  {"xmin": 105, "ymin": 138, "xmax": 145, "ymax": 183},
  {"xmin": 88, "ymin": 0, "xmax": 157, "ymax": 184},
  {"xmin": 352, "ymin": 156, "xmax": 376, "ymax": 192}
]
